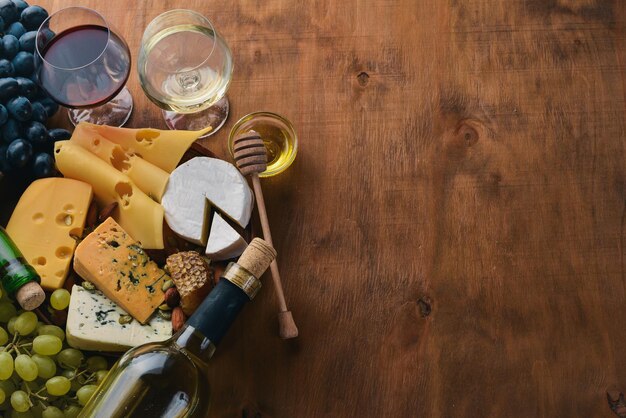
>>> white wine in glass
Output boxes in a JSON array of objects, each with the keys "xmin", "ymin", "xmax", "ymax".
[{"xmin": 138, "ymin": 9, "xmax": 233, "ymax": 136}]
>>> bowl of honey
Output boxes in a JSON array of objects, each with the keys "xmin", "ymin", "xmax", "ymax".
[{"xmin": 228, "ymin": 112, "xmax": 298, "ymax": 178}]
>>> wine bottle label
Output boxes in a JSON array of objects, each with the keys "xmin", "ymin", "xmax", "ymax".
[{"xmin": 187, "ymin": 278, "xmax": 249, "ymax": 345}]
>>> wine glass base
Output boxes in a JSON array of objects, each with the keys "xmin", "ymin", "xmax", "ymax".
[
  {"xmin": 67, "ymin": 87, "xmax": 133, "ymax": 127},
  {"xmin": 162, "ymin": 96, "xmax": 229, "ymax": 138}
]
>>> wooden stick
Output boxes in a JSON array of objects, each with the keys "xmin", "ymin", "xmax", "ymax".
[{"xmin": 251, "ymin": 173, "xmax": 298, "ymax": 339}]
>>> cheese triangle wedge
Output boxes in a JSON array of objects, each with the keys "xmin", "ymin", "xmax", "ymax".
[
  {"xmin": 205, "ymin": 214, "xmax": 248, "ymax": 261},
  {"xmin": 77, "ymin": 122, "xmax": 211, "ymax": 173}
]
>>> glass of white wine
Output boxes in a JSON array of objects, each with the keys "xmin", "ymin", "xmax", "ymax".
[{"xmin": 138, "ymin": 9, "xmax": 233, "ymax": 136}]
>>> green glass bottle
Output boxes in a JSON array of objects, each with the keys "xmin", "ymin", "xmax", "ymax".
[{"xmin": 0, "ymin": 226, "xmax": 41, "ymax": 296}]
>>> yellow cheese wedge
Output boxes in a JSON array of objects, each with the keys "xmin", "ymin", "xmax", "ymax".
[
  {"xmin": 54, "ymin": 141, "xmax": 164, "ymax": 249},
  {"xmin": 70, "ymin": 124, "xmax": 169, "ymax": 202},
  {"xmin": 73, "ymin": 218, "xmax": 168, "ymax": 324},
  {"xmin": 6, "ymin": 178, "xmax": 93, "ymax": 290},
  {"xmin": 77, "ymin": 122, "xmax": 211, "ymax": 173}
]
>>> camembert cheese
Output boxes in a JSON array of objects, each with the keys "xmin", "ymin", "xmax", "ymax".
[
  {"xmin": 66, "ymin": 285, "xmax": 171, "ymax": 352},
  {"xmin": 162, "ymin": 157, "xmax": 254, "ymax": 245},
  {"xmin": 73, "ymin": 218, "xmax": 168, "ymax": 324},
  {"xmin": 6, "ymin": 178, "xmax": 93, "ymax": 289},
  {"xmin": 205, "ymin": 214, "xmax": 248, "ymax": 261}
]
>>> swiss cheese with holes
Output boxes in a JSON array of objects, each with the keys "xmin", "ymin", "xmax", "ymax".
[
  {"xmin": 54, "ymin": 141, "xmax": 164, "ymax": 249},
  {"xmin": 77, "ymin": 122, "xmax": 212, "ymax": 173},
  {"xmin": 6, "ymin": 178, "xmax": 93, "ymax": 290},
  {"xmin": 69, "ymin": 123, "xmax": 170, "ymax": 202}
]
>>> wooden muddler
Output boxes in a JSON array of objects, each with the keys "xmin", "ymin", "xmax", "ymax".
[{"xmin": 233, "ymin": 130, "xmax": 298, "ymax": 339}]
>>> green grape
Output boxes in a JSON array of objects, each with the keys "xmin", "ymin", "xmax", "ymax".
[
  {"xmin": 36, "ymin": 325, "xmax": 64, "ymax": 342},
  {"xmin": 7, "ymin": 317, "xmax": 17, "ymax": 334},
  {"xmin": 44, "ymin": 376, "xmax": 70, "ymax": 396},
  {"xmin": 30, "ymin": 355, "xmax": 55, "ymax": 379},
  {"xmin": 95, "ymin": 369, "xmax": 108, "ymax": 383},
  {"xmin": 14, "ymin": 354, "xmax": 38, "ymax": 382},
  {"xmin": 10, "ymin": 389, "xmax": 30, "ymax": 412},
  {"xmin": 55, "ymin": 349, "xmax": 83, "ymax": 370},
  {"xmin": 32, "ymin": 336, "xmax": 62, "ymax": 356},
  {"xmin": 0, "ymin": 386, "xmax": 5, "ymax": 403},
  {"xmin": 85, "ymin": 356, "xmax": 107, "ymax": 372},
  {"xmin": 63, "ymin": 405, "xmax": 82, "ymax": 418},
  {"xmin": 0, "ymin": 303, "xmax": 17, "ymax": 323},
  {"xmin": 41, "ymin": 406, "xmax": 64, "ymax": 418},
  {"xmin": 0, "ymin": 327, "xmax": 8, "ymax": 346},
  {"xmin": 14, "ymin": 312, "xmax": 38, "ymax": 335},
  {"xmin": 49, "ymin": 290, "xmax": 70, "ymax": 311},
  {"xmin": 0, "ymin": 351, "xmax": 14, "ymax": 380},
  {"xmin": 76, "ymin": 384, "xmax": 97, "ymax": 406}
]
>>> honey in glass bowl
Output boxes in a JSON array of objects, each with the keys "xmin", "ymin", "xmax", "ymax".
[{"xmin": 228, "ymin": 112, "xmax": 297, "ymax": 177}]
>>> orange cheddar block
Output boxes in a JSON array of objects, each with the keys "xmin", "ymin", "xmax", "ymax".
[
  {"xmin": 6, "ymin": 178, "xmax": 93, "ymax": 290},
  {"xmin": 73, "ymin": 218, "xmax": 168, "ymax": 324}
]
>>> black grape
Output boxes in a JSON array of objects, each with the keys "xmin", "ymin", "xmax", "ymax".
[
  {"xmin": 20, "ymin": 5, "xmax": 46, "ymax": 31},
  {"xmin": 0, "ymin": 0, "xmax": 18, "ymax": 25},
  {"xmin": 12, "ymin": 50, "xmax": 33, "ymax": 76},
  {"xmin": 6, "ymin": 21, "xmax": 24, "ymax": 38},
  {"xmin": 6, "ymin": 137, "xmax": 31, "ymax": 167},
  {"xmin": 1, "ymin": 118, "xmax": 21, "ymax": 143},
  {"xmin": 24, "ymin": 120, "xmax": 46, "ymax": 144},
  {"xmin": 2, "ymin": 34, "xmax": 19, "ymax": 59},
  {"xmin": 6, "ymin": 95, "xmax": 31, "ymax": 121},
  {"xmin": 32, "ymin": 151, "xmax": 54, "ymax": 178},
  {"xmin": 30, "ymin": 101, "xmax": 45, "ymax": 123},
  {"xmin": 0, "ymin": 59, "xmax": 14, "ymax": 77},
  {"xmin": 0, "ymin": 77, "xmax": 18, "ymax": 100},
  {"xmin": 48, "ymin": 128, "xmax": 71, "ymax": 141},
  {"xmin": 18, "ymin": 31, "xmax": 36, "ymax": 53}
]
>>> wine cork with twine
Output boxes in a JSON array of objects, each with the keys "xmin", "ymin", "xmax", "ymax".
[
  {"xmin": 237, "ymin": 238, "xmax": 277, "ymax": 279},
  {"xmin": 16, "ymin": 281, "xmax": 46, "ymax": 311}
]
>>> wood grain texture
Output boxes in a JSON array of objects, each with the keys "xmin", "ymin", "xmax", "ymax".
[{"xmin": 7, "ymin": 0, "xmax": 626, "ymax": 416}]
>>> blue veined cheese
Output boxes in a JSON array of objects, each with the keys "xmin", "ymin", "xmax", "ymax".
[{"xmin": 66, "ymin": 285, "xmax": 172, "ymax": 352}]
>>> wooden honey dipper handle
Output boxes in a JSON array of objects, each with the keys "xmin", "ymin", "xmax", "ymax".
[{"xmin": 233, "ymin": 130, "xmax": 298, "ymax": 339}]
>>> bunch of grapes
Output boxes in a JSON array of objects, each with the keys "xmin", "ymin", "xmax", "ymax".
[
  {"xmin": 0, "ymin": 288, "xmax": 108, "ymax": 418},
  {"xmin": 0, "ymin": 0, "xmax": 71, "ymax": 180}
]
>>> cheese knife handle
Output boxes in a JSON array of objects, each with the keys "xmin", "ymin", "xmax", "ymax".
[{"xmin": 251, "ymin": 174, "xmax": 298, "ymax": 339}]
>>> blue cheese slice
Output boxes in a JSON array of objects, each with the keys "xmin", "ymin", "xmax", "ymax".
[{"xmin": 66, "ymin": 285, "xmax": 172, "ymax": 352}]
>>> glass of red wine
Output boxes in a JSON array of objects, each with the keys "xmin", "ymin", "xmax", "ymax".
[{"xmin": 34, "ymin": 7, "xmax": 133, "ymax": 127}]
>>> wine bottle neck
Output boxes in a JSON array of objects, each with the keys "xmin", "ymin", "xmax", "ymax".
[{"xmin": 174, "ymin": 275, "xmax": 255, "ymax": 361}]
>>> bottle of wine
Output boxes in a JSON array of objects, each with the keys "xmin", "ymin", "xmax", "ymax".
[
  {"xmin": 78, "ymin": 238, "xmax": 277, "ymax": 418},
  {"xmin": 0, "ymin": 226, "xmax": 45, "ymax": 310}
]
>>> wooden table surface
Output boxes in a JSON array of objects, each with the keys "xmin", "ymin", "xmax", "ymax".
[{"xmin": 14, "ymin": 0, "xmax": 626, "ymax": 416}]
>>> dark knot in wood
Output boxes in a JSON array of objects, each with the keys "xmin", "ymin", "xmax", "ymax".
[
  {"xmin": 457, "ymin": 123, "xmax": 479, "ymax": 146},
  {"xmin": 417, "ymin": 298, "xmax": 432, "ymax": 317},
  {"xmin": 357, "ymin": 71, "xmax": 370, "ymax": 86}
]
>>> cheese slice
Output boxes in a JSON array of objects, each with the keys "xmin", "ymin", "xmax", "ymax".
[
  {"xmin": 54, "ymin": 141, "xmax": 164, "ymax": 249},
  {"xmin": 162, "ymin": 157, "xmax": 254, "ymax": 245},
  {"xmin": 77, "ymin": 122, "xmax": 211, "ymax": 173},
  {"xmin": 6, "ymin": 178, "xmax": 93, "ymax": 290},
  {"xmin": 73, "ymin": 218, "xmax": 168, "ymax": 324},
  {"xmin": 205, "ymin": 214, "xmax": 248, "ymax": 261},
  {"xmin": 66, "ymin": 285, "xmax": 171, "ymax": 352},
  {"xmin": 70, "ymin": 124, "xmax": 169, "ymax": 202}
]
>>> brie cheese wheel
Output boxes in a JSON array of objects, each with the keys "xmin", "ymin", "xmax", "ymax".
[
  {"xmin": 66, "ymin": 285, "xmax": 172, "ymax": 352},
  {"xmin": 205, "ymin": 214, "xmax": 248, "ymax": 261},
  {"xmin": 162, "ymin": 157, "xmax": 254, "ymax": 245}
]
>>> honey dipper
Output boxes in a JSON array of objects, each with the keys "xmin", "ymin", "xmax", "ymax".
[{"xmin": 233, "ymin": 130, "xmax": 298, "ymax": 339}]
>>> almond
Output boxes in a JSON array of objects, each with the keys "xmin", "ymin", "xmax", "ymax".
[
  {"xmin": 171, "ymin": 307, "xmax": 185, "ymax": 332},
  {"xmin": 164, "ymin": 287, "xmax": 180, "ymax": 308},
  {"xmin": 86, "ymin": 201, "xmax": 98, "ymax": 228},
  {"xmin": 98, "ymin": 202, "xmax": 118, "ymax": 223}
]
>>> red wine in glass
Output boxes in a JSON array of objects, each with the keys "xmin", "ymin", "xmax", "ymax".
[
  {"xmin": 39, "ymin": 25, "xmax": 130, "ymax": 108},
  {"xmin": 35, "ymin": 7, "xmax": 133, "ymax": 126}
]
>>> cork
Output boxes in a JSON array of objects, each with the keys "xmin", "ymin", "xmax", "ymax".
[
  {"xmin": 237, "ymin": 238, "xmax": 277, "ymax": 279},
  {"xmin": 16, "ymin": 281, "xmax": 45, "ymax": 311}
]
